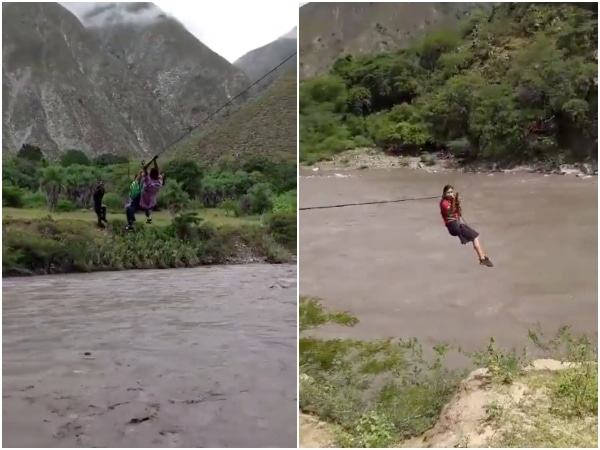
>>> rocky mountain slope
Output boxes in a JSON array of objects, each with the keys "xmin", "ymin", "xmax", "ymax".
[
  {"xmin": 2, "ymin": 2, "xmax": 259, "ymax": 159},
  {"xmin": 2, "ymin": 2, "xmax": 181, "ymax": 158},
  {"xmin": 299, "ymin": 2, "xmax": 489, "ymax": 79},
  {"xmin": 171, "ymin": 67, "xmax": 297, "ymax": 166},
  {"xmin": 234, "ymin": 27, "xmax": 297, "ymax": 82},
  {"xmin": 82, "ymin": 2, "xmax": 249, "ymax": 130}
]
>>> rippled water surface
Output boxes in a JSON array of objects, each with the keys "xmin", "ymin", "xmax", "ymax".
[
  {"xmin": 300, "ymin": 169, "xmax": 597, "ymax": 349},
  {"xmin": 3, "ymin": 264, "xmax": 297, "ymax": 448}
]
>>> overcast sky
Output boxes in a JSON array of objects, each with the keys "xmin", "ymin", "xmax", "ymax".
[{"xmin": 62, "ymin": 1, "xmax": 298, "ymax": 62}]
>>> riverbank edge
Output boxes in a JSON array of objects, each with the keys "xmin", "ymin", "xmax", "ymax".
[
  {"xmin": 301, "ymin": 148, "xmax": 598, "ymax": 178},
  {"xmin": 299, "ymin": 297, "xmax": 598, "ymax": 448},
  {"xmin": 2, "ymin": 217, "xmax": 297, "ymax": 277},
  {"xmin": 300, "ymin": 360, "xmax": 598, "ymax": 448}
]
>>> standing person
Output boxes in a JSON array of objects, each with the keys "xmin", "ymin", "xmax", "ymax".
[
  {"xmin": 439, "ymin": 184, "xmax": 493, "ymax": 267},
  {"xmin": 125, "ymin": 156, "xmax": 163, "ymax": 231},
  {"xmin": 93, "ymin": 180, "xmax": 107, "ymax": 228}
]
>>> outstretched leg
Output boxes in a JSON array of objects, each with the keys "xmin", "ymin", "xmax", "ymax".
[{"xmin": 473, "ymin": 237, "xmax": 493, "ymax": 267}]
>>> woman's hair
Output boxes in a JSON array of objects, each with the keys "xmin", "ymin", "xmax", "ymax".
[
  {"xmin": 149, "ymin": 167, "xmax": 160, "ymax": 180},
  {"xmin": 442, "ymin": 184, "xmax": 461, "ymax": 215},
  {"xmin": 442, "ymin": 184, "xmax": 454, "ymax": 196}
]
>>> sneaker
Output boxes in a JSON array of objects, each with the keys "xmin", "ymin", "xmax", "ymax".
[
  {"xmin": 125, "ymin": 225, "xmax": 134, "ymax": 231},
  {"xmin": 480, "ymin": 256, "xmax": 494, "ymax": 267},
  {"xmin": 146, "ymin": 217, "xmax": 152, "ymax": 224}
]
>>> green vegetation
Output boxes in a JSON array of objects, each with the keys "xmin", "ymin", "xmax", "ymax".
[
  {"xmin": 300, "ymin": 3, "xmax": 597, "ymax": 168},
  {"xmin": 299, "ymin": 297, "xmax": 598, "ymax": 448},
  {"xmin": 3, "ymin": 213, "xmax": 293, "ymax": 276},
  {"xmin": 2, "ymin": 145, "xmax": 297, "ymax": 276},
  {"xmin": 172, "ymin": 69, "xmax": 297, "ymax": 167}
]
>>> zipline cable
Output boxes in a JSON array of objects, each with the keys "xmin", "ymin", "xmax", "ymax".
[{"xmin": 299, "ymin": 195, "xmax": 439, "ymax": 211}]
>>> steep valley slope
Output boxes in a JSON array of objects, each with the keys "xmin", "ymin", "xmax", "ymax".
[
  {"xmin": 2, "ymin": 1, "xmax": 282, "ymax": 160},
  {"xmin": 299, "ymin": 2, "xmax": 489, "ymax": 79},
  {"xmin": 2, "ymin": 2, "xmax": 180, "ymax": 158},
  {"xmin": 82, "ymin": 2, "xmax": 250, "ymax": 131}
]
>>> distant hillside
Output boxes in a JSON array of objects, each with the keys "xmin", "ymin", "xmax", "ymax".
[
  {"xmin": 2, "ymin": 1, "xmax": 257, "ymax": 159},
  {"xmin": 300, "ymin": 3, "xmax": 597, "ymax": 167},
  {"xmin": 2, "ymin": 2, "xmax": 180, "ymax": 158},
  {"xmin": 172, "ymin": 68, "xmax": 297, "ymax": 165},
  {"xmin": 234, "ymin": 27, "xmax": 297, "ymax": 94},
  {"xmin": 82, "ymin": 2, "xmax": 249, "ymax": 129},
  {"xmin": 299, "ymin": 2, "xmax": 489, "ymax": 79}
]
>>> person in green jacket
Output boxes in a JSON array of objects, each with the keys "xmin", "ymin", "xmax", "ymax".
[{"xmin": 128, "ymin": 161, "xmax": 152, "ymax": 224}]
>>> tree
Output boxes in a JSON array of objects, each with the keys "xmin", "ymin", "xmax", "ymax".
[
  {"xmin": 17, "ymin": 144, "xmax": 45, "ymax": 163},
  {"xmin": 93, "ymin": 153, "xmax": 129, "ymax": 167},
  {"xmin": 62, "ymin": 165, "xmax": 99, "ymax": 208},
  {"xmin": 161, "ymin": 179, "xmax": 191, "ymax": 215},
  {"xmin": 60, "ymin": 149, "xmax": 91, "ymax": 167},
  {"xmin": 40, "ymin": 166, "xmax": 65, "ymax": 211},
  {"xmin": 247, "ymin": 182, "xmax": 273, "ymax": 215},
  {"xmin": 162, "ymin": 158, "xmax": 204, "ymax": 198}
]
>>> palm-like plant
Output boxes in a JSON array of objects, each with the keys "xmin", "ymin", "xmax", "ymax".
[{"xmin": 39, "ymin": 166, "xmax": 65, "ymax": 211}]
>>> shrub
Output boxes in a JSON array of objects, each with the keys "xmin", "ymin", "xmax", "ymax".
[{"xmin": 3, "ymin": 185, "xmax": 25, "ymax": 208}]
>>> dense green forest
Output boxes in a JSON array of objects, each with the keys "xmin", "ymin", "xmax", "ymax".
[
  {"xmin": 3, "ymin": 145, "xmax": 296, "ymax": 217},
  {"xmin": 2, "ymin": 146, "xmax": 297, "ymax": 275},
  {"xmin": 300, "ymin": 3, "xmax": 598, "ymax": 168}
]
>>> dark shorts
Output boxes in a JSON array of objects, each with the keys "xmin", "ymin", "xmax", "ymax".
[{"xmin": 446, "ymin": 221, "xmax": 479, "ymax": 245}]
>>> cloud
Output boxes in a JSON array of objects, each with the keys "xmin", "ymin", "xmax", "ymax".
[
  {"xmin": 62, "ymin": 2, "xmax": 166, "ymax": 27},
  {"xmin": 62, "ymin": 1, "xmax": 298, "ymax": 63}
]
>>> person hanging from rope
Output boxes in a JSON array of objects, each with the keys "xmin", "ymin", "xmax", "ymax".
[
  {"xmin": 125, "ymin": 156, "xmax": 163, "ymax": 231},
  {"xmin": 440, "ymin": 184, "xmax": 493, "ymax": 267},
  {"xmin": 92, "ymin": 179, "xmax": 107, "ymax": 228}
]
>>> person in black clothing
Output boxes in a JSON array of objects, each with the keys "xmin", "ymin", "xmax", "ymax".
[{"xmin": 93, "ymin": 180, "xmax": 107, "ymax": 227}]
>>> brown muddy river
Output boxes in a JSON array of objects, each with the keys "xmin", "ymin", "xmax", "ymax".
[
  {"xmin": 3, "ymin": 264, "xmax": 297, "ymax": 448},
  {"xmin": 300, "ymin": 169, "xmax": 598, "ymax": 350}
]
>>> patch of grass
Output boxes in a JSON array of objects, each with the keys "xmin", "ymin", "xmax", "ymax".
[
  {"xmin": 299, "ymin": 296, "xmax": 358, "ymax": 332},
  {"xmin": 2, "ymin": 206, "xmax": 259, "ymax": 227},
  {"xmin": 487, "ymin": 366, "xmax": 598, "ymax": 448},
  {"xmin": 300, "ymin": 298, "xmax": 598, "ymax": 448},
  {"xmin": 2, "ymin": 213, "xmax": 294, "ymax": 277},
  {"xmin": 299, "ymin": 296, "xmax": 460, "ymax": 448}
]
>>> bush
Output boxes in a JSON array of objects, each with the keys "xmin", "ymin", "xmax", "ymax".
[
  {"xmin": 103, "ymin": 192, "xmax": 125, "ymax": 211},
  {"xmin": 93, "ymin": 153, "xmax": 129, "ymax": 167},
  {"xmin": 265, "ymin": 211, "xmax": 296, "ymax": 251},
  {"xmin": 272, "ymin": 190, "xmax": 297, "ymax": 214},
  {"xmin": 55, "ymin": 199, "xmax": 77, "ymax": 212},
  {"xmin": 2, "ymin": 216, "xmax": 295, "ymax": 276},
  {"xmin": 22, "ymin": 191, "xmax": 47, "ymax": 209},
  {"xmin": 3, "ymin": 185, "xmax": 25, "ymax": 208},
  {"xmin": 60, "ymin": 149, "xmax": 91, "ymax": 167}
]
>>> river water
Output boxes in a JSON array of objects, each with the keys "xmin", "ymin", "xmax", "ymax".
[
  {"xmin": 300, "ymin": 169, "xmax": 598, "ymax": 350},
  {"xmin": 2, "ymin": 264, "xmax": 297, "ymax": 448}
]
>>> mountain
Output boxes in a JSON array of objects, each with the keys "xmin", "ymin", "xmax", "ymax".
[
  {"xmin": 299, "ymin": 2, "xmax": 489, "ymax": 79},
  {"xmin": 234, "ymin": 27, "xmax": 297, "ymax": 94},
  {"xmin": 171, "ymin": 68, "xmax": 297, "ymax": 165},
  {"xmin": 2, "ymin": 2, "xmax": 181, "ymax": 158},
  {"xmin": 80, "ymin": 2, "xmax": 250, "ymax": 130}
]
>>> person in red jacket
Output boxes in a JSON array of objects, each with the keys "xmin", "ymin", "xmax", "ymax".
[{"xmin": 440, "ymin": 184, "xmax": 493, "ymax": 267}]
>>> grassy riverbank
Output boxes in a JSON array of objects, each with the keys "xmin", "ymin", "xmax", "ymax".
[
  {"xmin": 299, "ymin": 297, "xmax": 598, "ymax": 448},
  {"xmin": 2, "ymin": 210, "xmax": 296, "ymax": 277}
]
